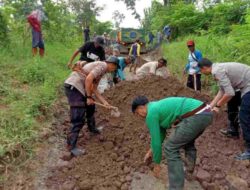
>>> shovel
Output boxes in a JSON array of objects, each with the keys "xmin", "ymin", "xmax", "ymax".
[{"xmin": 94, "ymin": 102, "xmax": 121, "ymax": 117}]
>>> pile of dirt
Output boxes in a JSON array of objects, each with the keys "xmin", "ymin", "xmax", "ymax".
[{"xmin": 45, "ymin": 76, "xmax": 250, "ymax": 190}]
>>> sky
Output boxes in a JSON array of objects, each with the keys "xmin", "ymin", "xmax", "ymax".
[{"xmin": 96, "ymin": 0, "xmax": 163, "ymax": 28}]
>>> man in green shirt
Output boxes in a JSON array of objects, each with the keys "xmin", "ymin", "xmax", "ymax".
[{"xmin": 132, "ymin": 96, "xmax": 213, "ymax": 190}]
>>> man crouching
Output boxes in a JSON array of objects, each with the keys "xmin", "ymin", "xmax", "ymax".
[
  {"xmin": 64, "ymin": 56, "xmax": 119, "ymax": 156},
  {"xmin": 131, "ymin": 96, "xmax": 213, "ymax": 190}
]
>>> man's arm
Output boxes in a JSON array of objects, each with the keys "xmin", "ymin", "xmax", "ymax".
[
  {"xmin": 68, "ymin": 50, "xmax": 80, "ymax": 68},
  {"xmin": 210, "ymin": 90, "xmax": 224, "ymax": 108},
  {"xmin": 147, "ymin": 115, "xmax": 163, "ymax": 164},
  {"xmin": 92, "ymin": 83, "xmax": 110, "ymax": 106},
  {"xmin": 85, "ymin": 73, "xmax": 95, "ymax": 105}
]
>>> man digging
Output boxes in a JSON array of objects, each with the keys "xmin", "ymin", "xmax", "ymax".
[
  {"xmin": 198, "ymin": 58, "xmax": 250, "ymax": 160},
  {"xmin": 131, "ymin": 96, "xmax": 213, "ymax": 190},
  {"xmin": 64, "ymin": 56, "xmax": 119, "ymax": 156}
]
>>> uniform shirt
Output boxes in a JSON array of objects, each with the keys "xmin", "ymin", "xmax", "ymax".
[
  {"xmin": 117, "ymin": 57, "xmax": 127, "ymax": 80},
  {"xmin": 64, "ymin": 61, "xmax": 107, "ymax": 96},
  {"xmin": 212, "ymin": 62, "xmax": 250, "ymax": 97},
  {"xmin": 136, "ymin": 61, "xmax": 159, "ymax": 79},
  {"xmin": 78, "ymin": 42, "xmax": 105, "ymax": 62},
  {"xmin": 129, "ymin": 43, "xmax": 141, "ymax": 57},
  {"xmin": 146, "ymin": 97, "xmax": 203, "ymax": 164}
]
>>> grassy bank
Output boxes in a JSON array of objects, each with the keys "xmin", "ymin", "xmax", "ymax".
[{"xmin": 0, "ymin": 40, "xmax": 79, "ymax": 180}]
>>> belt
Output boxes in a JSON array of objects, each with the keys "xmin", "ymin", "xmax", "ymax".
[{"xmin": 174, "ymin": 103, "xmax": 207, "ymax": 125}]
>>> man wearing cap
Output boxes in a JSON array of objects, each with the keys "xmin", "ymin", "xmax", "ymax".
[
  {"xmin": 115, "ymin": 56, "xmax": 135, "ymax": 82},
  {"xmin": 198, "ymin": 58, "xmax": 250, "ymax": 160},
  {"xmin": 67, "ymin": 36, "xmax": 105, "ymax": 68},
  {"xmin": 64, "ymin": 56, "xmax": 119, "ymax": 156},
  {"xmin": 184, "ymin": 40, "xmax": 203, "ymax": 91},
  {"xmin": 132, "ymin": 96, "xmax": 213, "ymax": 190},
  {"xmin": 136, "ymin": 58, "xmax": 168, "ymax": 79},
  {"xmin": 129, "ymin": 39, "xmax": 141, "ymax": 74}
]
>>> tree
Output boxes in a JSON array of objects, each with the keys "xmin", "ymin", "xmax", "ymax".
[
  {"xmin": 112, "ymin": 10, "xmax": 125, "ymax": 28},
  {"xmin": 114, "ymin": 0, "xmax": 140, "ymax": 20},
  {"xmin": 68, "ymin": 0, "xmax": 102, "ymax": 28}
]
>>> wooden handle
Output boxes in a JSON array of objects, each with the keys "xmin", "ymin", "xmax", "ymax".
[{"xmin": 94, "ymin": 102, "xmax": 118, "ymax": 110}]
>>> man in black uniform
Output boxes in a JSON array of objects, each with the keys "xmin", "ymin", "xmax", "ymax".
[{"xmin": 67, "ymin": 36, "xmax": 105, "ymax": 67}]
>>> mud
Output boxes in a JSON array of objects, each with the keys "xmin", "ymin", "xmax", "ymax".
[{"xmin": 6, "ymin": 75, "xmax": 250, "ymax": 190}]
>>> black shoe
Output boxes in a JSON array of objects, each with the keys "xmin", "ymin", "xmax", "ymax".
[
  {"xmin": 88, "ymin": 127, "xmax": 100, "ymax": 135},
  {"xmin": 220, "ymin": 128, "xmax": 239, "ymax": 139}
]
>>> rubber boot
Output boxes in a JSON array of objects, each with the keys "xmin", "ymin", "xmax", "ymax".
[
  {"xmin": 220, "ymin": 121, "xmax": 240, "ymax": 139},
  {"xmin": 235, "ymin": 149, "xmax": 250, "ymax": 160},
  {"xmin": 87, "ymin": 116, "xmax": 100, "ymax": 135},
  {"xmin": 32, "ymin": 48, "xmax": 38, "ymax": 56},
  {"xmin": 39, "ymin": 48, "xmax": 45, "ymax": 57}
]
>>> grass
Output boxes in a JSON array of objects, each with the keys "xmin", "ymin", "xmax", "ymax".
[{"xmin": 0, "ymin": 38, "xmax": 81, "ymax": 180}]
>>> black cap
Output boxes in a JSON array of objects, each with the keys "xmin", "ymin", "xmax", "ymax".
[
  {"xmin": 106, "ymin": 56, "xmax": 120, "ymax": 69},
  {"xmin": 131, "ymin": 96, "xmax": 149, "ymax": 113},
  {"xmin": 198, "ymin": 58, "xmax": 213, "ymax": 68},
  {"xmin": 94, "ymin": 36, "xmax": 105, "ymax": 47}
]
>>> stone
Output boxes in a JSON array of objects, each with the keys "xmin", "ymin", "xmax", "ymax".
[
  {"xmin": 226, "ymin": 175, "xmax": 248, "ymax": 190},
  {"xmin": 123, "ymin": 166, "xmax": 130, "ymax": 174},
  {"xmin": 110, "ymin": 153, "xmax": 118, "ymax": 161},
  {"xmin": 196, "ymin": 168, "xmax": 211, "ymax": 183},
  {"xmin": 104, "ymin": 141, "xmax": 114, "ymax": 150},
  {"xmin": 79, "ymin": 180, "xmax": 93, "ymax": 190},
  {"xmin": 61, "ymin": 181, "xmax": 75, "ymax": 190},
  {"xmin": 125, "ymin": 175, "xmax": 132, "ymax": 182},
  {"xmin": 56, "ymin": 159, "xmax": 69, "ymax": 169}
]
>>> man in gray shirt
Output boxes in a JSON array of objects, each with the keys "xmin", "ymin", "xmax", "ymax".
[{"xmin": 198, "ymin": 58, "xmax": 250, "ymax": 160}]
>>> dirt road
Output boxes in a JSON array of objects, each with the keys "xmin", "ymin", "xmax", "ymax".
[{"xmin": 4, "ymin": 52, "xmax": 250, "ymax": 190}]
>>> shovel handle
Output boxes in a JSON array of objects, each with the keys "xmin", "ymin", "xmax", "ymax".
[{"xmin": 94, "ymin": 102, "xmax": 118, "ymax": 110}]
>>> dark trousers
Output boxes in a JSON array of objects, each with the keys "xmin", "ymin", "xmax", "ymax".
[
  {"xmin": 64, "ymin": 85, "xmax": 95, "ymax": 149},
  {"xmin": 186, "ymin": 74, "xmax": 201, "ymax": 91},
  {"xmin": 227, "ymin": 91, "xmax": 241, "ymax": 133},
  {"xmin": 239, "ymin": 91, "xmax": 250, "ymax": 149},
  {"xmin": 164, "ymin": 114, "xmax": 213, "ymax": 190}
]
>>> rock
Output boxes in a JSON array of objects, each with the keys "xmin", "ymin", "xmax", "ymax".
[
  {"xmin": 125, "ymin": 175, "xmax": 132, "ymax": 182},
  {"xmin": 121, "ymin": 183, "xmax": 128, "ymax": 190},
  {"xmin": 99, "ymin": 135, "xmax": 105, "ymax": 142},
  {"xmin": 110, "ymin": 153, "xmax": 118, "ymax": 161},
  {"xmin": 196, "ymin": 168, "xmax": 211, "ymax": 183},
  {"xmin": 226, "ymin": 175, "xmax": 248, "ymax": 190},
  {"xmin": 79, "ymin": 180, "xmax": 93, "ymax": 190},
  {"xmin": 114, "ymin": 181, "xmax": 122, "ymax": 188},
  {"xmin": 214, "ymin": 173, "xmax": 225, "ymax": 181},
  {"xmin": 61, "ymin": 181, "xmax": 75, "ymax": 190},
  {"xmin": 123, "ymin": 166, "xmax": 130, "ymax": 174},
  {"xmin": 56, "ymin": 159, "xmax": 69, "ymax": 169},
  {"xmin": 104, "ymin": 141, "xmax": 114, "ymax": 150},
  {"xmin": 61, "ymin": 152, "xmax": 73, "ymax": 161},
  {"xmin": 139, "ymin": 134, "xmax": 146, "ymax": 140},
  {"xmin": 207, "ymin": 183, "xmax": 220, "ymax": 190}
]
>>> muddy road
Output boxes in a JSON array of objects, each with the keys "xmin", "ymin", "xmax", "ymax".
[{"xmin": 4, "ymin": 51, "xmax": 250, "ymax": 190}]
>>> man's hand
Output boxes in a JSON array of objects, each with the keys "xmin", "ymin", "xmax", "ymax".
[
  {"xmin": 153, "ymin": 164, "xmax": 161, "ymax": 178},
  {"xmin": 212, "ymin": 106, "xmax": 220, "ymax": 113},
  {"xmin": 144, "ymin": 149, "xmax": 152, "ymax": 164},
  {"xmin": 67, "ymin": 62, "xmax": 73, "ymax": 69},
  {"xmin": 103, "ymin": 101, "xmax": 111, "ymax": 109},
  {"xmin": 87, "ymin": 98, "xmax": 95, "ymax": 105}
]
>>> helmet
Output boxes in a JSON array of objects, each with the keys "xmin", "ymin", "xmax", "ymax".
[{"xmin": 94, "ymin": 36, "xmax": 105, "ymax": 47}]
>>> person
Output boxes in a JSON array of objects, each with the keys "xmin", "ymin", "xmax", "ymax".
[
  {"xmin": 157, "ymin": 31, "xmax": 162, "ymax": 46},
  {"xmin": 64, "ymin": 56, "xmax": 120, "ymax": 156},
  {"xmin": 131, "ymin": 96, "xmax": 213, "ymax": 190},
  {"xmin": 136, "ymin": 58, "xmax": 167, "ymax": 79},
  {"xmin": 129, "ymin": 39, "xmax": 141, "ymax": 74},
  {"xmin": 163, "ymin": 25, "xmax": 171, "ymax": 43},
  {"xmin": 198, "ymin": 58, "xmax": 250, "ymax": 160},
  {"xmin": 184, "ymin": 40, "xmax": 203, "ymax": 91},
  {"xmin": 67, "ymin": 36, "xmax": 105, "ymax": 68},
  {"xmin": 27, "ymin": 9, "xmax": 45, "ymax": 57},
  {"xmin": 148, "ymin": 32, "xmax": 155, "ymax": 45},
  {"xmin": 83, "ymin": 26, "xmax": 90, "ymax": 43},
  {"xmin": 115, "ymin": 55, "xmax": 135, "ymax": 82}
]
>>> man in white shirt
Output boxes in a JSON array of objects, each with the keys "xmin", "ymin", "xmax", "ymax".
[{"xmin": 136, "ymin": 58, "xmax": 167, "ymax": 79}]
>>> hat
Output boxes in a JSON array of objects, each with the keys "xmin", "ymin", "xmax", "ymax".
[
  {"xmin": 187, "ymin": 40, "xmax": 195, "ymax": 46},
  {"xmin": 94, "ymin": 36, "xmax": 105, "ymax": 47},
  {"xmin": 106, "ymin": 56, "xmax": 120, "ymax": 69},
  {"xmin": 131, "ymin": 96, "xmax": 149, "ymax": 113}
]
